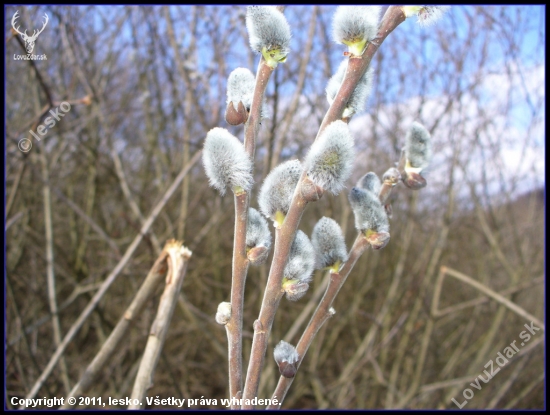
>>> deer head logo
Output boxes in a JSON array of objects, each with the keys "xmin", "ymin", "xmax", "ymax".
[{"xmin": 11, "ymin": 10, "xmax": 49, "ymax": 54}]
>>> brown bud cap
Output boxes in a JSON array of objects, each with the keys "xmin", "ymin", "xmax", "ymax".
[
  {"xmin": 402, "ymin": 171, "xmax": 427, "ymax": 190},
  {"xmin": 274, "ymin": 340, "xmax": 299, "ymax": 378},
  {"xmin": 247, "ymin": 246, "xmax": 269, "ymax": 265},
  {"xmin": 282, "ymin": 279, "xmax": 310, "ymax": 301},
  {"xmin": 300, "ymin": 176, "xmax": 324, "ymax": 202},
  {"xmin": 365, "ymin": 230, "xmax": 390, "ymax": 250},
  {"xmin": 225, "ymin": 101, "xmax": 249, "ymax": 126},
  {"xmin": 278, "ymin": 361, "xmax": 297, "ymax": 378}
]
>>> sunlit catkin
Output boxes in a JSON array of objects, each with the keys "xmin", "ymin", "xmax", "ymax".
[
  {"xmin": 332, "ymin": 6, "xmax": 381, "ymax": 57},
  {"xmin": 258, "ymin": 159, "xmax": 302, "ymax": 226},
  {"xmin": 282, "ymin": 230, "xmax": 315, "ymax": 301},
  {"xmin": 357, "ymin": 172, "xmax": 381, "ymax": 195},
  {"xmin": 246, "ymin": 6, "xmax": 291, "ymax": 68},
  {"xmin": 402, "ymin": 6, "xmax": 450, "ymax": 27},
  {"xmin": 202, "ymin": 128, "xmax": 253, "ymax": 196},
  {"xmin": 311, "ymin": 217, "xmax": 348, "ymax": 271},
  {"xmin": 227, "ymin": 68, "xmax": 255, "ymax": 112},
  {"xmin": 304, "ymin": 120, "xmax": 354, "ymax": 195},
  {"xmin": 349, "ymin": 186, "xmax": 390, "ymax": 249}
]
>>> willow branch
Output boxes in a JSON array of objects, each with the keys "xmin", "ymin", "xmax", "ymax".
[
  {"xmin": 242, "ymin": 8, "xmax": 407, "ymax": 407},
  {"xmin": 225, "ymin": 56, "xmax": 274, "ymax": 408},
  {"xmin": 226, "ymin": 192, "xmax": 250, "ymax": 407},
  {"xmin": 129, "ymin": 241, "xmax": 192, "ymax": 408}
]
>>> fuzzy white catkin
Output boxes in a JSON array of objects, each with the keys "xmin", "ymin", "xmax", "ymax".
[
  {"xmin": 258, "ymin": 159, "xmax": 302, "ymax": 220},
  {"xmin": 284, "ymin": 230, "xmax": 315, "ymax": 283},
  {"xmin": 348, "ymin": 187, "xmax": 389, "ymax": 234},
  {"xmin": 415, "ymin": 6, "xmax": 450, "ymax": 27},
  {"xmin": 357, "ymin": 172, "xmax": 381, "ymax": 195},
  {"xmin": 273, "ymin": 340, "xmax": 299, "ymax": 364},
  {"xmin": 405, "ymin": 122, "xmax": 432, "ymax": 171},
  {"xmin": 227, "ymin": 68, "xmax": 255, "ymax": 111},
  {"xmin": 246, "ymin": 208, "xmax": 272, "ymax": 250},
  {"xmin": 215, "ymin": 302, "xmax": 231, "ymax": 325},
  {"xmin": 332, "ymin": 6, "xmax": 381, "ymax": 45},
  {"xmin": 311, "ymin": 217, "xmax": 348, "ymax": 270},
  {"xmin": 202, "ymin": 128, "xmax": 253, "ymax": 196},
  {"xmin": 326, "ymin": 60, "xmax": 374, "ymax": 117},
  {"xmin": 246, "ymin": 6, "xmax": 291, "ymax": 55},
  {"xmin": 304, "ymin": 120, "xmax": 355, "ymax": 195}
]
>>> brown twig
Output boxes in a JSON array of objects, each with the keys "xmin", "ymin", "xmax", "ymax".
[
  {"xmin": 225, "ymin": 192, "xmax": 250, "ymax": 408},
  {"xmin": 434, "ymin": 267, "xmax": 544, "ymax": 329},
  {"xmin": 129, "ymin": 240, "xmax": 192, "ymax": 408}
]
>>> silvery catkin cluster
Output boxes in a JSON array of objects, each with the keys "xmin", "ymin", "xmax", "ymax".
[
  {"xmin": 332, "ymin": 6, "xmax": 381, "ymax": 56},
  {"xmin": 258, "ymin": 159, "xmax": 302, "ymax": 226},
  {"xmin": 326, "ymin": 60, "xmax": 374, "ymax": 118},
  {"xmin": 311, "ymin": 217, "xmax": 348, "ymax": 272},
  {"xmin": 304, "ymin": 120, "xmax": 355, "ymax": 195},
  {"xmin": 246, "ymin": 6, "xmax": 291, "ymax": 68},
  {"xmin": 202, "ymin": 128, "xmax": 253, "ymax": 195}
]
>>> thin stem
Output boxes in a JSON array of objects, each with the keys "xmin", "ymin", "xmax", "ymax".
[
  {"xmin": 39, "ymin": 147, "xmax": 71, "ymax": 394},
  {"xmin": 268, "ymin": 234, "xmax": 369, "ymax": 409},
  {"xmin": 245, "ymin": 58, "xmax": 274, "ymax": 158},
  {"xmin": 226, "ymin": 192, "xmax": 249, "ymax": 407}
]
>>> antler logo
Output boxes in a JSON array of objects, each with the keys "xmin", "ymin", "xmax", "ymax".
[{"xmin": 11, "ymin": 10, "xmax": 49, "ymax": 54}]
